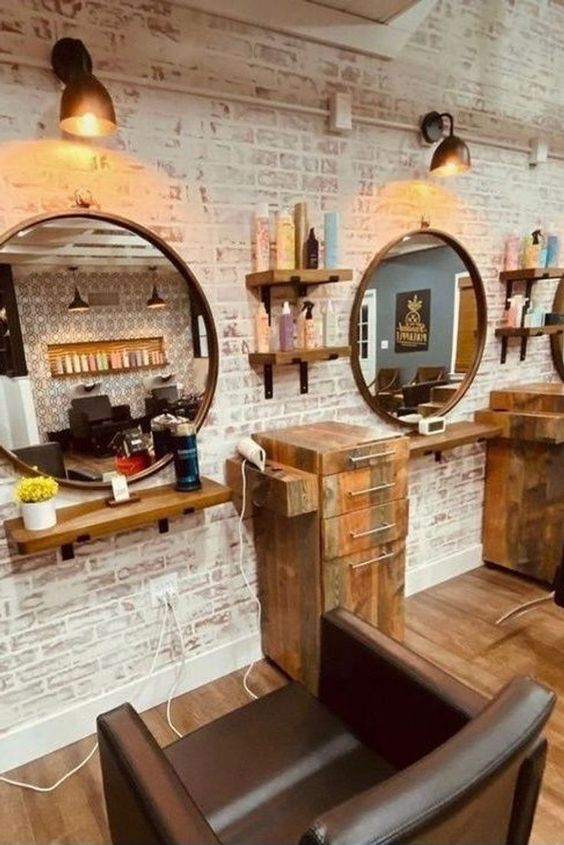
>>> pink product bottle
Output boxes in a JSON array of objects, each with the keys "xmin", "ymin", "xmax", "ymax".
[
  {"xmin": 88, "ymin": 353, "xmax": 97, "ymax": 372},
  {"xmin": 279, "ymin": 301, "xmax": 294, "ymax": 352},
  {"xmin": 504, "ymin": 235, "xmax": 521, "ymax": 271}
]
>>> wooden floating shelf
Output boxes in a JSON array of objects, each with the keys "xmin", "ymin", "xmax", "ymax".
[
  {"xmin": 495, "ymin": 325, "xmax": 564, "ymax": 338},
  {"xmin": 51, "ymin": 362, "xmax": 171, "ymax": 379},
  {"xmin": 246, "ymin": 269, "xmax": 353, "ymax": 289},
  {"xmin": 499, "ymin": 267, "xmax": 564, "ymax": 282},
  {"xmin": 4, "ymin": 477, "xmax": 232, "ymax": 559},
  {"xmin": 408, "ymin": 421, "xmax": 502, "ymax": 460},
  {"xmin": 248, "ymin": 346, "xmax": 351, "ymax": 399}
]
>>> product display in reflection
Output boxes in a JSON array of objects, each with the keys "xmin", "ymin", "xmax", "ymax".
[
  {"xmin": 0, "ymin": 214, "xmax": 216, "ymax": 485},
  {"xmin": 551, "ymin": 276, "xmax": 564, "ymax": 382},
  {"xmin": 351, "ymin": 229, "xmax": 486, "ymax": 425}
]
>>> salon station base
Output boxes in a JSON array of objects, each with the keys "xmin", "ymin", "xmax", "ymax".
[{"xmin": 226, "ymin": 418, "xmax": 500, "ymax": 692}]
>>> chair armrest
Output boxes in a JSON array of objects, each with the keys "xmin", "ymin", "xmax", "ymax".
[
  {"xmin": 67, "ymin": 467, "xmax": 103, "ymax": 482},
  {"xmin": 97, "ymin": 704, "xmax": 221, "ymax": 845},
  {"xmin": 303, "ymin": 677, "xmax": 554, "ymax": 845},
  {"xmin": 319, "ymin": 609, "xmax": 488, "ymax": 769}
]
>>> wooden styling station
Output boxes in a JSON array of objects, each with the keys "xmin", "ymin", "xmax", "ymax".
[
  {"xmin": 228, "ymin": 421, "xmax": 409, "ymax": 692},
  {"xmin": 476, "ymin": 383, "xmax": 564, "ymax": 584}
]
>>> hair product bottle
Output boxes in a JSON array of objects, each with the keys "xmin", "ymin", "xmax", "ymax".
[
  {"xmin": 173, "ymin": 422, "xmax": 201, "ymax": 492},
  {"xmin": 523, "ymin": 229, "xmax": 543, "ymax": 269},
  {"xmin": 279, "ymin": 301, "xmax": 294, "ymax": 351},
  {"xmin": 255, "ymin": 204, "xmax": 270, "ymax": 272},
  {"xmin": 306, "ymin": 228, "xmax": 319, "ymax": 269},
  {"xmin": 255, "ymin": 302, "xmax": 270, "ymax": 353},
  {"xmin": 296, "ymin": 302, "xmax": 307, "ymax": 349},
  {"xmin": 546, "ymin": 234, "xmax": 560, "ymax": 267},
  {"xmin": 324, "ymin": 211, "xmax": 340, "ymax": 268},
  {"xmin": 294, "ymin": 201, "xmax": 308, "ymax": 269},
  {"xmin": 276, "ymin": 209, "xmax": 295, "ymax": 270},
  {"xmin": 304, "ymin": 301, "xmax": 316, "ymax": 349},
  {"xmin": 504, "ymin": 235, "xmax": 520, "ymax": 271},
  {"xmin": 323, "ymin": 299, "xmax": 338, "ymax": 346}
]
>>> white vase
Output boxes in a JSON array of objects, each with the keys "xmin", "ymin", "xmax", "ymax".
[{"xmin": 20, "ymin": 499, "xmax": 57, "ymax": 531}]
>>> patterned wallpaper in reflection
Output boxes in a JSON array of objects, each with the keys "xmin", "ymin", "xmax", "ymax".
[{"xmin": 14, "ymin": 268, "xmax": 203, "ymax": 436}]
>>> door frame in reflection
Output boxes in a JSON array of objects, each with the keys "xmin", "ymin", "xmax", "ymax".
[{"xmin": 358, "ymin": 289, "xmax": 376, "ymax": 389}]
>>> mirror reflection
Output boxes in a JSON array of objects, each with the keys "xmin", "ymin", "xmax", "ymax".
[
  {"xmin": 0, "ymin": 215, "xmax": 213, "ymax": 484},
  {"xmin": 354, "ymin": 231, "xmax": 483, "ymax": 423},
  {"xmin": 551, "ymin": 278, "xmax": 564, "ymax": 382}
]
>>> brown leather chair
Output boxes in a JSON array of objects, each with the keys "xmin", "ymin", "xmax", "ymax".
[{"xmin": 97, "ymin": 609, "xmax": 554, "ymax": 845}]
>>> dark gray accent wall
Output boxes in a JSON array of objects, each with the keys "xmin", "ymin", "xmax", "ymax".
[{"xmin": 368, "ymin": 245, "xmax": 466, "ymax": 384}]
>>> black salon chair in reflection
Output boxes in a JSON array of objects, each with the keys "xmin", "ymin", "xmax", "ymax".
[
  {"xmin": 13, "ymin": 442, "xmax": 102, "ymax": 483},
  {"xmin": 144, "ymin": 385, "xmax": 201, "ymax": 422},
  {"xmin": 69, "ymin": 395, "xmax": 132, "ymax": 456},
  {"xmin": 397, "ymin": 378, "xmax": 449, "ymax": 416}
]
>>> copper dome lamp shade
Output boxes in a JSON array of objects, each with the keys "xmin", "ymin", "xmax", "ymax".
[{"xmin": 51, "ymin": 38, "xmax": 117, "ymax": 138}]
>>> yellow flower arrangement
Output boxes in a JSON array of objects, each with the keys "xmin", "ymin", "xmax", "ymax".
[{"xmin": 14, "ymin": 475, "xmax": 59, "ymax": 504}]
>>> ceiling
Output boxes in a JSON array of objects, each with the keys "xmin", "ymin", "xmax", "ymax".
[
  {"xmin": 180, "ymin": 0, "xmax": 436, "ymax": 59},
  {"xmin": 0, "ymin": 220, "xmax": 169, "ymax": 268},
  {"xmin": 304, "ymin": 0, "xmax": 420, "ymax": 24}
]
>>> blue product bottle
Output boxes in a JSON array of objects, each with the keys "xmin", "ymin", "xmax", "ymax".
[
  {"xmin": 173, "ymin": 422, "xmax": 201, "ymax": 491},
  {"xmin": 546, "ymin": 234, "xmax": 560, "ymax": 267},
  {"xmin": 324, "ymin": 211, "xmax": 340, "ymax": 268}
]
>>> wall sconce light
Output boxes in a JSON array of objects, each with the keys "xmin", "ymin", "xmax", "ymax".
[
  {"xmin": 67, "ymin": 267, "xmax": 89, "ymax": 312},
  {"xmin": 147, "ymin": 267, "xmax": 166, "ymax": 309},
  {"xmin": 420, "ymin": 111, "xmax": 471, "ymax": 176},
  {"xmin": 51, "ymin": 37, "xmax": 117, "ymax": 138}
]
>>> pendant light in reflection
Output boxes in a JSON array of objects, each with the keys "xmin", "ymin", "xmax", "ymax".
[
  {"xmin": 420, "ymin": 111, "xmax": 471, "ymax": 176},
  {"xmin": 51, "ymin": 38, "xmax": 117, "ymax": 138},
  {"xmin": 68, "ymin": 267, "xmax": 89, "ymax": 313},
  {"xmin": 147, "ymin": 267, "xmax": 166, "ymax": 309}
]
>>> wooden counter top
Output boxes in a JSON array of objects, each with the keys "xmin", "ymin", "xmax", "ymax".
[
  {"xmin": 4, "ymin": 477, "xmax": 232, "ymax": 557},
  {"xmin": 407, "ymin": 421, "xmax": 502, "ymax": 458}
]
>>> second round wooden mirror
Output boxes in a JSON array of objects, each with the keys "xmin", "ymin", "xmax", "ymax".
[{"xmin": 350, "ymin": 228, "xmax": 487, "ymax": 426}]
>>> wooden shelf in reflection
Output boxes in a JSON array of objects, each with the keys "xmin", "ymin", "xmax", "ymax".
[
  {"xmin": 51, "ymin": 361, "xmax": 171, "ymax": 378},
  {"xmin": 4, "ymin": 477, "xmax": 232, "ymax": 559}
]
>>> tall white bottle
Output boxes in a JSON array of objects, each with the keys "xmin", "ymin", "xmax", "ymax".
[
  {"xmin": 276, "ymin": 209, "xmax": 295, "ymax": 270},
  {"xmin": 323, "ymin": 299, "xmax": 338, "ymax": 346},
  {"xmin": 255, "ymin": 204, "xmax": 270, "ymax": 272}
]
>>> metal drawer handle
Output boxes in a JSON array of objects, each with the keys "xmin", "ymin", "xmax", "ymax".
[
  {"xmin": 350, "ymin": 550, "xmax": 399, "ymax": 570},
  {"xmin": 348, "ymin": 482, "xmax": 394, "ymax": 497},
  {"xmin": 350, "ymin": 522, "xmax": 395, "ymax": 539},
  {"xmin": 349, "ymin": 449, "xmax": 396, "ymax": 464}
]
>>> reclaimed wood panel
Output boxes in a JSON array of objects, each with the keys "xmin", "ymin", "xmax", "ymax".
[
  {"xmin": 322, "ymin": 451, "xmax": 408, "ymax": 517},
  {"xmin": 322, "ymin": 539, "xmax": 405, "ymax": 638},
  {"xmin": 322, "ymin": 499, "xmax": 408, "ymax": 559},
  {"xmin": 489, "ymin": 383, "xmax": 564, "ymax": 415},
  {"xmin": 475, "ymin": 409, "xmax": 564, "ymax": 444},
  {"xmin": 225, "ymin": 457, "xmax": 318, "ymax": 518},
  {"xmin": 483, "ymin": 439, "xmax": 564, "ymax": 584}
]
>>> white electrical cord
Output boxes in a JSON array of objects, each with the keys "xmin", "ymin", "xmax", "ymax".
[
  {"xmin": 166, "ymin": 598, "xmax": 188, "ymax": 738},
  {"xmin": 238, "ymin": 458, "xmax": 262, "ymax": 700},
  {"xmin": 0, "ymin": 598, "xmax": 173, "ymax": 793}
]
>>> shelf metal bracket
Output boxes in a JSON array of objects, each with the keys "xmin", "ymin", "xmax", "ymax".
[{"xmin": 264, "ymin": 363, "xmax": 273, "ymax": 399}]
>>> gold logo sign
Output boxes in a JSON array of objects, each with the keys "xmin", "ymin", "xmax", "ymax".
[{"xmin": 395, "ymin": 290, "xmax": 430, "ymax": 352}]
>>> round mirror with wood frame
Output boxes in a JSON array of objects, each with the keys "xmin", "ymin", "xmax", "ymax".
[
  {"xmin": 350, "ymin": 227, "xmax": 487, "ymax": 427},
  {"xmin": 550, "ymin": 277, "xmax": 564, "ymax": 382},
  {"xmin": 0, "ymin": 210, "xmax": 218, "ymax": 488}
]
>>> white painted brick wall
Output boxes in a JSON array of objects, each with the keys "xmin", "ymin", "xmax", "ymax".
[{"xmin": 0, "ymin": 0, "xmax": 562, "ymax": 737}]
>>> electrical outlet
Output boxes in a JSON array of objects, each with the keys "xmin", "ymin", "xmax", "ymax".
[
  {"xmin": 150, "ymin": 572, "xmax": 179, "ymax": 608},
  {"xmin": 381, "ymin": 340, "xmax": 389, "ymax": 350}
]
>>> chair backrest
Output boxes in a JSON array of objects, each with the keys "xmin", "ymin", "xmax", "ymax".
[
  {"xmin": 71, "ymin": 394, "xmax": 112, "ymax": 422},
  {"xmin": 402, "ymin": 379, "xmax": 449, "ymax": 408},
  {"xmin": 414, "ymin": 365, "xmax": 447, "ymax": 383},
  {"xmin": 13, "ymin": 442, "xmax": 66, "ymax": 478},
  {"xmin": 303, "ymin": 677, "xmax": 554, "ymax": 845},
  {"xmin": 97, "ymin": 703, "xmax": 220, "ymax": 845},
  {"xmin": 376, "ymin": 368, "xmax": 400, "ymax": 392},
  {"xmin": 152, "ymin": 384, "xmax": 179, "ymax": 403}
]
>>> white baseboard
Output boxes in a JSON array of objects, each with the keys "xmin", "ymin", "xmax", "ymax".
[
  {"xmin": 405, "ymin": 544, "xmax": 483, "ymax": 597},
  {"xmin": 1, "ymin": 632, "xmax": 262, "ymax": 772}
]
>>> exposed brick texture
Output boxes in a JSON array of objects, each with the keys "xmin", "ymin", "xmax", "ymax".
[{"xmin": 0, "ymin": 0, "xmax": 561, "ymax": 737}]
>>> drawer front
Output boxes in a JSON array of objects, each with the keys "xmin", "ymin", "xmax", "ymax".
[
  {"xmin": 320, "ymin": 436, "xmax": 409, "ymax": 476},
  {"xmin": 323, "ymin": 539, "xmax": 405, "ymax": 638},
  {"xmin": 322, "ymin": 459, "xmax": 408, "ymax": 517},
  {"xmin": 322, "ymin": 498, "xmax": 408, "ymax": 560}
]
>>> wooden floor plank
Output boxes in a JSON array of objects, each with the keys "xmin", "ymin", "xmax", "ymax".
[{"xmin": 0, "ymin": 567, "xmax": 561, "ymax": 845}]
